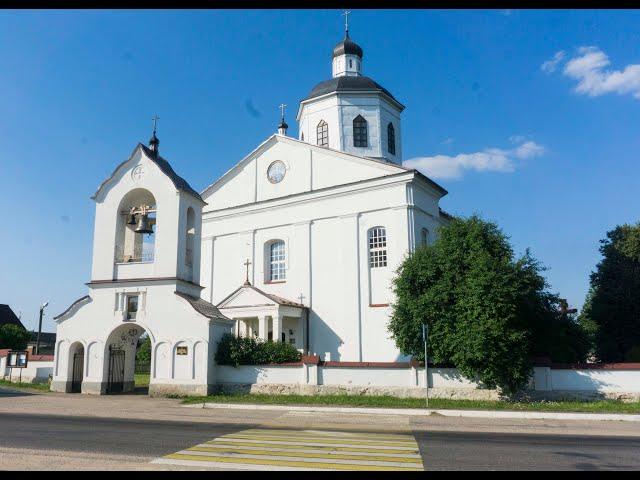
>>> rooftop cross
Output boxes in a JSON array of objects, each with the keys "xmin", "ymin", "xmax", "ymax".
[
  {"xmin": 152, "ymin": 114, "xmax": 160, "ymax": 134},
  {"xmin": 297, "ymin": 293, "xmax": 306, "ymax": 305},
  {"xmin": 243, "ymin": 259, "xmax": 252, "ymax": 286},
  {"xmin": 342, "ymin": 10, "xmax": 350, "ymax": 34},
  {"xmin": 279, "ymin": 103, "xmax": 287, "ymax": 122}
]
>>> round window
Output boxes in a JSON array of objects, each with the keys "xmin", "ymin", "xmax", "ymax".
[{"xmin": 267, "ymin": 160, "xmax": 286, "ymax": 184}]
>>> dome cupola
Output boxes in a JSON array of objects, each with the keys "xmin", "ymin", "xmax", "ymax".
[
  {"xmin": 331, "ymin": 23, "xmax": 363, "ymax": 78},
  {"xmin": 332, "ymin": 32, "xmax": 363, "ymax": 59}
]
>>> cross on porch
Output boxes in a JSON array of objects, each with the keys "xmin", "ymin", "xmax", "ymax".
[{"xmin": 243, "ymin": 259, "xmax": 252, "ymax": 286}]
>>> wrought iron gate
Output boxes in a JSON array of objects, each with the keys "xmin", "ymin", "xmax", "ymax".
[
  {"xmin": 71, "ymin": 352, "xmax": 84, "ymax": 393},
  {"xmin": 107, "ymin": 348, "xmax": 125, "ymax": 394}
]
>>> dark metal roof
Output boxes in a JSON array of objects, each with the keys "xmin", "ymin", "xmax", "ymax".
[
  {"xmin": 175, "ymin": 291, "xmax": 231, "ymax": 322},
  {"xmin": 0, "ymin": 304, "xmax": 25, "ymax": 329},
  {"xmin": 439, "ymin": 208, "xmax": 455, "ymax": 221},
  {"xmin": 333, "ymin": 33, "xmax": 363, "ymax": 58},
  {"xmin": 303, "ymin": 75, "xmax": 399, "ymax": 104},
  {"xmin": 28, "ymin": 331, "xmax": 57, "ymax": 345},
  {"xmin": 139, "ymin": 144, "xmax": 203, "ymax": 201},
  {"xmin": 54, "ymin": 295, "xmax": 91, "ymax": 320},
  {"xmin": 92, "ymin": 143, "xmax": 204, "ymax": 203}
]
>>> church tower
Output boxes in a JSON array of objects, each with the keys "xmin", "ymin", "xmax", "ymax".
[{"xmin": 296, "ymin": 19, "xmax": 405, "ymax": 163}]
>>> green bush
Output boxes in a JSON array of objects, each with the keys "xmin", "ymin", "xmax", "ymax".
[{"xmin": 215, "ymin": 334, "xmax": 302, "ymax": 367}]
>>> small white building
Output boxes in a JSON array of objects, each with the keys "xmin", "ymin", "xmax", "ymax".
[{"xmin": 52, "ymin": 27, "xmax": 451, "ymax": 395}]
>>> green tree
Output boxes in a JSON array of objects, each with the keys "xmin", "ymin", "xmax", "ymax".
[
  {"xmin": 389, "ymin": 215, "xmax": 588, "ymax": 394},
  {"xmin": 579, "ymin": 223, "xmax": 640, "ymax": 362},
  {"xmin": 0, "ymin": 324, "xmax": 31, "ymax": 350},
  {"xmin": 136, "ymin": 335, "xmax": 151, "ymax": 364}
]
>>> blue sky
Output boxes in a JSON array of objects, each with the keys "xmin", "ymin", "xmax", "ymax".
[{"xmin": 1, "ymin": 9, "xmax": 639, "ymax": 332}]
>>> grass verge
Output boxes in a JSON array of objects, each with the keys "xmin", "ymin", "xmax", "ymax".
[
  {"xmin": 179, "ymin": 392, "xmax": 640, "ymax": 414},
  {"xmin": 0, "ymin": 379, "xmax": 51, "ymax": 391},
  {"xmin": 134, "ymin": 373, "xmax": 150, "ymax": 387}
]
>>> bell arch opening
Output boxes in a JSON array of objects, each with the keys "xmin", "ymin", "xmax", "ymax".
[{"xmin": 114, "ymin": 188, "xmax": 157, "ymax": 264}]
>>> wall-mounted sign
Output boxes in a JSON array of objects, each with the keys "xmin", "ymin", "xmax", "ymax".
[
  {"xmin": 7, "ymin": 350, "xmax": 28, "ymax": 368},
  {"xmin": 176, "ymin": 346, "xmax": 188, "ymax": 356}
]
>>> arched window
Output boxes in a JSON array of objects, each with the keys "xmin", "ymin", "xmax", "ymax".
[
  {"xmin": 185, "ymin": 207, "xmax": 195, "ymax": 267},
  {"xmin": 387, "ymin": 123, "xmax": 396, "ymax": 155},
  {"xmin": 368, "ymin": 227, "xmax": 387, "ymax": 268},
  {"xmin": 420, "ymin": 228, "xmax": 429, "ymax": 247},
  {"xmin": 353, "ymin": 115, "xmax": 368, "ymax": 147},
  {"xmin": 316, "ymin": 120, "xmax": 328, "ymax": 147},
  {"xmin": 268, "ymin": 240, "xmax": 286, "ymax": 281}
]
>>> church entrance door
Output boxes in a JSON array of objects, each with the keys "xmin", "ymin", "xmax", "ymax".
[
  {"xmin": 71, "ymin": 351, "xmax": 84, "ymax": 393},
  {"xmin": 107, "ymin": 348, "xmax": 125, "ymax": 394}
]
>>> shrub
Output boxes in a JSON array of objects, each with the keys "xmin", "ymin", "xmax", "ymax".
[{"xmin": 215, "ymin": 333, "xmax": 302, "ymax": 367}]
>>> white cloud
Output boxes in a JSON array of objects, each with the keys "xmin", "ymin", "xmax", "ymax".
[
  {"xmin": 541, "ymin": 50, "xmax": 566, "ymax": 73},
  {"xmin": 545, "ymin": 46, "xmax": 640, "ymax": 100},
  {"xmin": 441, "ymin": 137, "xmax": 455, "ymax": 145},
  {"xmin": 403, "ymin": 141, "xmax": 545, "ymax": 180},
  {"xmin": 508, "ymin": 134, "xmax": 527, "ymax": 144}
]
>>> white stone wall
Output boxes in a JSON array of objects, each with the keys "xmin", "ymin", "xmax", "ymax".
[
  {"xmin": 214, "ymin": 363, "xmax": 640, "ymax": 400},
  {"xmin": 0, "ymin": 357, "xmax": 54, "ymax": 383}
]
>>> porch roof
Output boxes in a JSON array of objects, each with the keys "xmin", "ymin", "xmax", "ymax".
[{"xmin": 217, "ymin": 283, "xmax": 307, "ymax": 315}]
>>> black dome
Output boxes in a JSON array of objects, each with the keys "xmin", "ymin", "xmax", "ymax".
[
  {"xmin": 332, "ymin": 33, "xmax": 363, "ymax": 59},
  {"xmin": 303, "ymin": 75, "xmax": 398, "ymax": 103}
]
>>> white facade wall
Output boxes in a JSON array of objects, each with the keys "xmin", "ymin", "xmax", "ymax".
[
  {"xmin": 53, "ymin": 282, "xmax": 231, "ymax": 393},
  {"xmin": 201, "ymin": 140, "xmax": 445, "ymax": 362}
]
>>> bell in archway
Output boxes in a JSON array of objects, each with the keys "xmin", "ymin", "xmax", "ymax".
[
  {"xmin": 134, "ymin": 214, "xmax": 154, "ymax": 235},
  {"xmin": 127, "ymin": 213, "xmax": 137, "ymax": 225}
]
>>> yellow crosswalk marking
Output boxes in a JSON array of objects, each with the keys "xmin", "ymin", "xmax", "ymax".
[
  {"xmin": 215, "ymin": 435, "xmax": 417, "ymax": 448},
  {"xmin": 162, "ymin": 453, "xmax": 423, "ymax": 471},
  {"xmin": 152, "ymin": 427, "xmax": 425, "ymax": 471},
  {"xmin": 202, "ymin": 440, "xmax": 420, "ymax": 455},
  {"xmin": 188, "ymin": 445, "xmax": 422, "ymax": 463}
]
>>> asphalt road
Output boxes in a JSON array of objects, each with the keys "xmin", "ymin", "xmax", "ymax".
[{"xmin": 1, "ymin": 411, "xmax": 639, "ymax": 470}]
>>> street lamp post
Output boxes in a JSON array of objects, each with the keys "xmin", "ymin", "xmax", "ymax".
[
  {"xmin": 423, "ymin": 324, "xmax": 429, "ymax": 408},
  {"xmin": 36, "ymin": 301, "xmax": 49, "ymax": 355}
]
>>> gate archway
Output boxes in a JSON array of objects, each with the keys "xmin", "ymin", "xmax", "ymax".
[
  {"xmin": 103, "ymin": 323, "xmax": 151, "ymax": 394},
  {"xmin": 68, "ymin": 342, "xmax": 84, "ymax": 393}
]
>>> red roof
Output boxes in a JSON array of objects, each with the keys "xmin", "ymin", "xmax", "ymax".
[{"xmin": 0, "ymin": 349, "xmax": 54, "ymax": 361}]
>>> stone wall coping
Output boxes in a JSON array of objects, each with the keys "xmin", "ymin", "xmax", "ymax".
[
  {"xmin": 219, "ymin": 359, "xmax": 640, "ymax": 370},
  {"xmin": 548, "ymin": 362, "xmax": 640, "ymax": 370}
]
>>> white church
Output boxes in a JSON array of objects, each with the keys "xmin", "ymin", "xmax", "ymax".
[{"xmin": 51, "ymin": 26, "xmax": 452, "ymax": 396}]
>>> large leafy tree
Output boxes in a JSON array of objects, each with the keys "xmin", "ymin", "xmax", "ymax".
[
  {"xmin": 389, "ymin": 215, "xmax": 587, "ymax": 394},
  {"xmin": 579, "ymin": 223, "xmax": 640, "ymax": 362},
  {"xmin": 0, "ymin": 324, "xmax": 31, "ymax": 350}
]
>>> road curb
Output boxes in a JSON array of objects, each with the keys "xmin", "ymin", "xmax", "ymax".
[{"xmin": 183, "ymin": 402, "xmax": 640, "ymax": 422}]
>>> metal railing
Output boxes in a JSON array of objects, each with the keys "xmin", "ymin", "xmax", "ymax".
[{"xmin": 114, "ymin": 244, "xmax": 154, "ymax": 263}]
